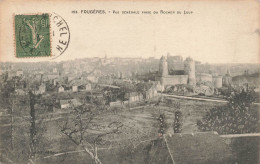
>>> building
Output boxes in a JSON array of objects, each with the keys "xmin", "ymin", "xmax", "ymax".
[
  {"xmin": 156, "ymin": 55, "xmax": 196, "ymax": 90},
  {"xmin": 46, "ymin": 73, "xmax": 59, "ymax": 80},
  {"xmin": 72, "ymin": 85, "xmax": 78, "ymax": 92},
  {"xmin": 31, "ymin": 83, "xmax": 46, "ymax": 95},
  {"xmin": 38, "ymin": 83, "xmax": 46, "ymax": 94},
  {"xmin": 196, "ymin": 73, "xmax": 213, "ymax": 83},
  {"xmin": 53, "ymin": 68, "xmax": 58, "ymax": 73},
  {"xmin": 158, "ymin": 56, "xmax": 168, "ymax": 77},
  {"xmin": 60, "ymin": 99, "xmax": 82, "ymax": 109},
  {"xmin": 15, "ymin": 88, "xmax": 27, "ymax": 95},
  {"xmin": 16, "ymin": 70, "xmax": 23, "ymax": 76},
  {"xmin": 58, "ymin": 86, "xmax": 64, "ymax": 92},
  {"xmin": 145, "ymin": 86, "xmax": 158, "ymax": 99},
  {"xmin": 126, "ymin": 92, "xmax": 144, "ymax": 102},
  {"xmin": 212, "ymin": 75, "xmax": 223, "ymax": 88},
  {"xmin": 109, "ymin": 101, "xmax": 122, "ymax": 107},
  {"xmin": 87, "ymin": 75, "xmax": 98, "ymax": 83},
  {"xmin": 53, "ymin": 79, "xmax": 57, "ymax": 86},
  {"xmin": 86, "ymin": 83, "xmax": 92, "ymax": 91},
  {"xmin": 167, "ymin": 54, "xmax": 184, "ymax": 70},
  {"xmin": 184, "ymin": 57, "xmax": 196, "ymax": 85},
  {"xmin": 153, "ymin": 81, "xmax": 163, "ymax": 92}
]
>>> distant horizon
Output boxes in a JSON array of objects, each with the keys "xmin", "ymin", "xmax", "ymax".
[{"xmin": 1, "ymin": 55, "xmax": 260, "ymax": 65}]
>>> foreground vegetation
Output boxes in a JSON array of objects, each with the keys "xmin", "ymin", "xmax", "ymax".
[{"xmin": 197, "ymin": 89, "xmax": 259, "ymax": 134}]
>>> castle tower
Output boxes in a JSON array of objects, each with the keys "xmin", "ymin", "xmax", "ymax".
[
  {"xmin": 159, "ymin": 56, "xmax": 168, "ymax": 77},
  {"xmin": 184, "ymin": 57, "xmax": 196, "ymax": 85}
]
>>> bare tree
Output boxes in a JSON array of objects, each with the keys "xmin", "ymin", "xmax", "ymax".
[
  {"xmin": 60, "ymin": 103, "xmax": 123, "ymax": 164},
  {"xmin": 28, "ymin": 91, "xmax": 37, "ymax": 164}
]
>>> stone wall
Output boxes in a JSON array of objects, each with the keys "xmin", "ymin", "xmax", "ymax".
[{"xmin": 157, "ymin": 75, "xmax": 189, "ymax": 86}]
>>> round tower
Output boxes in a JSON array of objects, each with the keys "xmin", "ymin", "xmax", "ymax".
[
  {"xmin": 184, "ymin": 57, "xmax": 196, "ymax": 85},
  {"xmin": 159, "ymin": 56, "xmax": 168, "ymax": 77}
]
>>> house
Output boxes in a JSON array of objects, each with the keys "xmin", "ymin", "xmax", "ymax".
[
  {"xmin": 31, "ymin": 83, "xmax": 46, "ymax": 95},
  {"xmin": 53, "ymin": 68, "xmax": 58, "ymax": 73},
  {"xmin": 53, "ymin": 79, "xmax": 57, "ymax": 86},
  {"xmin": 46, "ymin": 73, "xmax": 59, "ymax": 80},
  {"xmin": 38, "ymin": 84, "xmax": 46, "ymax": 94},
  {"xmin": 15, "ymin": 88, "xmax": 27, "ymax": 95},
  {"xmin": 60, "ymin": 100, "xmax": 70, "ymax": 109},
  {"xmin": 58, "ymin": 86, "xmax": 64, "ymax": 92},
  {"xmin": 254, "ymin": 87, "xmax": 260, "ymax": 92},
  {"xmin": 87, "ymin": 75, "xmax": 98, "ymax": 83},
  {"xmin": 126, "ymin": 92, "xmax": 143, "ymax": 102},
  {"xmin": 86, "ymin": 83, "xmax": 92, "ymax": 91},
  {"xmin": 0, "ymin": 108, "xmax": 9, "ymax": 116},
  {"xmin": 145, "ymin": 86, "xmax": 158, "ymax": 99},
  {"xmin": 153, "ymin": 81, "xmax": 163, "ymax": 92},
  {"xmin": 109, "ymin": 101, "xmax": 122, "ymax": 107},
  {"xmin": 72, "ymin": 85, "xmax": 78, "ymax": 92},
  {"xmin": 60, "ymin": 99, "xmax": 82, "ymax": 109},
  {"xmin": 16, "ymin": 70, "xmax": 23, "ymax": 76}
]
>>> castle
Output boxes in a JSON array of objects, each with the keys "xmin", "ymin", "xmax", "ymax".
[
  {"xmin": 156, "ymin": 55, "xmax": 225, "ymax": 92},
  {"xmin": 155, "ymin": 55, "xmax": 196, "ymax": 88}
]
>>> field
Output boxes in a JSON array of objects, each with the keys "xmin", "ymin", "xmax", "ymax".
[{"xmin": 0, "ymin": 98, "xmax": 247, "ymax": 163}]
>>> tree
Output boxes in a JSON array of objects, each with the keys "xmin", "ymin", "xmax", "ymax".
[
  {"xmin": 174, "ymin": 111, "xmax": 182, "ymax": 133},
  {"xmin": 60, "ymin": 103, "xmax": 123, "ymax": 164},
  {"xmin": 115, "ymin": 82, "xmax": 137, "ymax": 102},
  {"xmin": 158, "ymin": 114, "xmax": 167, "ymax": 136},
  {"xmin": 136, "ymin": 82, "xmax": 152, "ymax": 99},
  {"xmin": 26, "ymin": 92, "xmax": 51, "ymax": 164},
  {"xmin": 197, "ymin": 89, "xmax": 258, "ymax": 134},
  {"xmin": 28, "ymin": 91, "xmax": 38, "ymax": 164},
  {"xmin": 1, "ymin": 79, "xmax": 15, "ymax": 98},
  {"xmin": 0, "ymin": 79, "xmax": 18, "ymax": 151}
]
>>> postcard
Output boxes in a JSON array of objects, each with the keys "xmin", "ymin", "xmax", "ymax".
[{"xmin": 0, "ymin": 0, "xmax": 260, "ymax": 163}]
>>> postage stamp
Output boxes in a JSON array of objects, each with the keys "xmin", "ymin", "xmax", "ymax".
[{"xmin": 14, "ymin": 14, "xmax": 51, "ymax": 58}]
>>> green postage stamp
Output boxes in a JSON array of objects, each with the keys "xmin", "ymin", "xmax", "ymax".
[{"xmin": 14, "ymin": 14, "xmax": 51, "ymax": 58}]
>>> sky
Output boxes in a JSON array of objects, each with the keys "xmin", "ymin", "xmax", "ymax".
[{"xmin": 0, "ymin": 0, "xmax": 259, "ymax": 63}]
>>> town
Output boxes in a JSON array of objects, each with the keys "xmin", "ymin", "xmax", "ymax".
[{"xmin": 0, "ymin": 54, "xmax": 260, "ymax": 164}]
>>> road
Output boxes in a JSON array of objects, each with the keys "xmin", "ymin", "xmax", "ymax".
[
  {"xmin": 220, "ymin": 133, "xmax": 260, "ymax": 138},
  {"xmin": 162, "ymin": 93, "xmax": 260, "ymax": 105}
]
